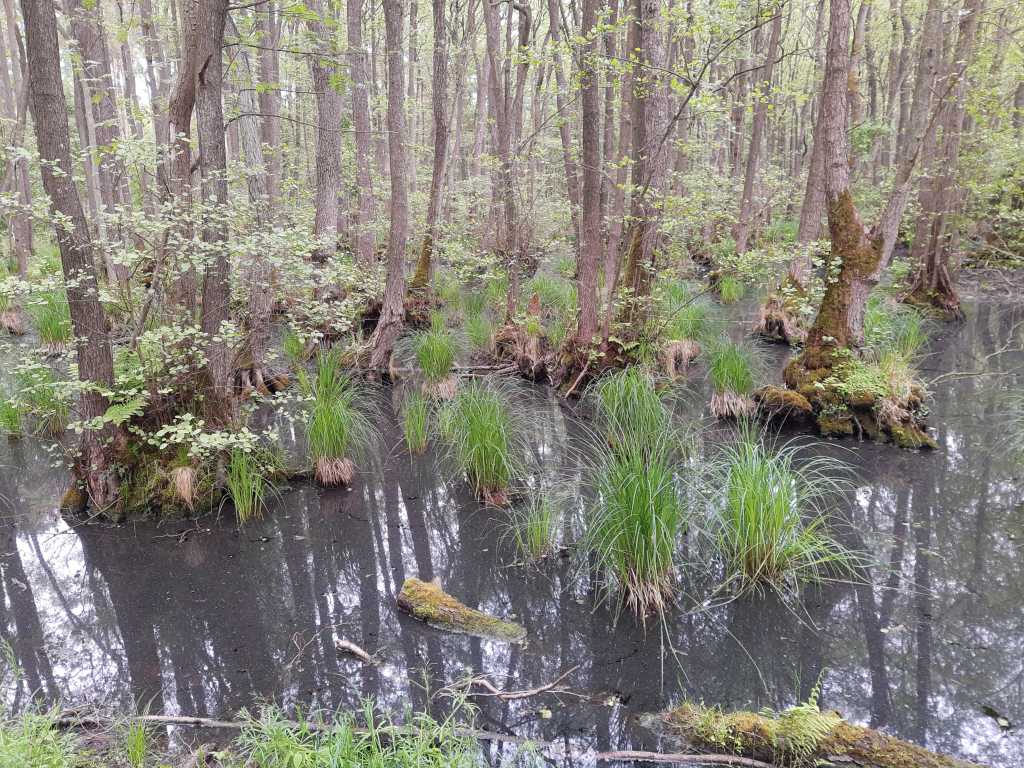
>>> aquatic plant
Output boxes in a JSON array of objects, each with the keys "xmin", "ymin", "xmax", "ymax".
[
  {"xmin": 0, "ymin": 709, "xmax": 84, "ymax": 768},
  {"xmin": 585, "ymin": 430, "xmax": 685, "ymax": 617},
  {"xmin": 0, "ymin": 399, "xmax": 22, "ymax": 438},
  {"xmin": 461, "ymin": 290, "xmax": 487, "ymax": 318},
  {"xmin": 402, "ymin": 390, "xmax": 431, "ymax": 454},
  {"xmin": 718, "ymin": 275, "xmax": 744, "ymax": 304},
  {"xmin": 864, "ymin": 295, "xmax": 928, "ymax": 360},
  {"xmin": 121, "ymin": 720, "xmax": 150, "ymax": 768},
  {"xmin": 281, "ymin": 327, "xmax": 308, "ymax": 370},
  {"xmin": 15, "ymin": 364, "xmax": 71, "ymax": 436},
  {"xmin": 29, "ymin": 291, "xmax": 71, "ymax": 353},
  {"xmin": 705, "ymin": 430, "xmax": 855, "ymax": 594},
  {"xmin": 437, "ymin": 380, "xmax": 527, "ymax": 505},
  {"xmin": 708, "ymin": 341, "xmax": 758, "ymax": 419},
  {"xmin": 414, "ymin": 325, "xmax": 458, "ymax": 385},
  {"xmin": 300, "ymin": 349, "xmax": 378, "ymax": 486},
  {"xmin": 227, "ymin": 448, "xmax": 272, "ymax": 524},
  {"xmin": 506, "ymin": 494, "xmax": 560, "ymax": 561},
  {"xmin": 593, "ymin": 366, "xmax": 671, "ymax": 451}
]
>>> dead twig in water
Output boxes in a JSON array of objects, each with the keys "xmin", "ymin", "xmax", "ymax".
[
  {"xmin": 335, "ymin": 639, "xmax": 376, "ymax": 665},
  {"xmin": 466, "ymin": 665, "xmax": 581, "ymax": 700},
  {"xmin": 595, "ymin": 750, "xmax": 776, "ymax": 768}
]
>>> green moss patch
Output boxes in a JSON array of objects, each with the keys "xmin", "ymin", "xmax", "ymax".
[{"xmin": 396, "ymin": 578, "xmax": 527, "ymax": 643}]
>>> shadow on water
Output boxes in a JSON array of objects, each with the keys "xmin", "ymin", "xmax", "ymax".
[{"xmin": 0, "ymin": 299, "xmax": 1022, "ymax": 765}]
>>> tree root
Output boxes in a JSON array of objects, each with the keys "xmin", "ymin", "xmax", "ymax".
[{"xmin": 754, "ymin": 294, "xmax": 807, "ymax": 345}]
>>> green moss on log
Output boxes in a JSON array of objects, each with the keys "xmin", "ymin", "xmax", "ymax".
[
  {"xmin": 663, "ymin": 702, "xmax": 982, "ymax": 768},
  {"xmin": 396, "ymin": 577, "xmax": 527, "ymax": 643}
]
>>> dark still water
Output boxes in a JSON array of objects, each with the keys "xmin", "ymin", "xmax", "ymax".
[{"xmin": 0, "ymin": 301, "xmax": 1022, "ymax": 765}]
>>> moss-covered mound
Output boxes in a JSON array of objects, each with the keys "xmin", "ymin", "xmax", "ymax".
[
  {"xmin": 396, "ymin": 578, "xmax": 527, "ymax": 643},
  {"xmin": 783, "ymin": 356, "xmax": 937, "ymax": 450},
  {"xmin": 662, "ymin": 701, "xmax": 981, "ymax": 768},
  {"xmin": 754, "ymin": 385, "xmax": 813, "ymax": 423}
]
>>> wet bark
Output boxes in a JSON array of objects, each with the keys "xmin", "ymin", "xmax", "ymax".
[{"xmin": 21, "ymin": 0, "xmax": 123, "ymax": 509}]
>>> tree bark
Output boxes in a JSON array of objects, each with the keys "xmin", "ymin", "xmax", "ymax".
[
  {"xmin": 346, "ymin": 0, "xmax": 376, "ymax": 266},
  {"xmin": 574, "ymin": 0, "xmax": 601, "ymax": 346},
  {"xmin": 21, "ymin": 0, "xmax": 122, "ymax": 508},
  {"xmin": 257, "ymin": 1, "xmax": 282, "ymax": 215},
  {"xmin": 546, "ymin": 0, "xmax": 582, "ymax": 246},
  {"xmin": 733, "ymin": 7, "xmax": 783, "ymax": 254},
  {"xmin": 0, "ymin": 0, "xmax": 30, "ymax": 276},
  {"xmin": 368, "ymin": 0, "xmax": 409, "ymax": 372},
  {"xmin": 410, "ymin": 0, "xmax": 450, "ymax": 291},
  {"xmin": 194, "ymin": 0, "xmax": 233, "ymax": 420}
]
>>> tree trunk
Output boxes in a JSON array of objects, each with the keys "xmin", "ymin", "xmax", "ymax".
[
  {"xmin": 546, "ymin": 0, "xmax": 582, "ymax": 246},
  {"xmin": 21, "ymin": 0, "xmax": 122, "ymax": 509},
  {"xmin": 410, "ymin": 0, "xmax": 450, "ymax": 291},
  {"xmin": 307, "ymin": 0, "xmax": 343, "ymax": 262},
  {"xmin": 733, "ymin": 7, "xmax": 783, "ymax": 254},
  {"xmin": 0, "ymin": 1, "xmax": 31, "ymax": 276},
  {"xmin": 615, "ymin": 0, "xmax": 671, "ymax": 330},
  {"xmin": 194, "ymin": 0, "xmax": 233, "ymax": 420},
  {"xmin": 793, "ymin": 0, "xmax": 940, "ymax": 373},
  {"xmin": 904, "ymin": 0, "xmax": 984, "ymax": 319},
  {"xmin": 368, "ymin": 0, "xmax": 409, "ymax": 372},
  {"xmin": 574, "ymin": 0, "xmax": 601, "ymax": 346},
  {"xmin": 257, "ymin": 2, "xmax": 282, "ymax": 215},
  {"xmin": 347, "ymin": 0, "xmax": 377, "ymax": 266}
]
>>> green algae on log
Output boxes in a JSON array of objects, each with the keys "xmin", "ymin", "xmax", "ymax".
[
  {"xmin": 396, "ymin": 578, "xmax": 527, "ymax": 643},
  {"xmin": 658, "ymin": 702, "xmax": 984, "ymax": 768}
]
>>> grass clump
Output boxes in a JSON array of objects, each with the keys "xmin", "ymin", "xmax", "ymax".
[
  {"xmin": 585, "ymin": 430, "xmax": 685, "ymax": 618},
  {"xmin": 226, "ymin": 448, "xmax": 273, "ymax": 524},
  {"xmin": 718, "ymin": 275, "xmax": 744, "ymax": 304},
  {"xmin": 0, "ymin": 399, "xmax": 22, "ymax": 438},
  {"xmin": 236, "ymin": 702, "xmax": 481, "ymax": 768},
  {"xmin": 0, "ymin": 709, "xmax": 88, "ymax": 768},
  {"xmin": 464, "ymin": 312, "xmax": 494, "ymax": 353},
  {"xmin": 708, "ymin": 341, "xmax": 758, "ymax": 419},
  {"xmin": 437, "ymin": 379, "xmax": 527, "ymax": 505},
  {"xmin": 29, "ymin": 291, "xmax": 71, "ymax": 353},
  {"xmin": 299, "ymin": 349, "xmax": 378, "ymax": 486},
  {"xmin": 120, "ymin": 720, "xmax": 150, "ymax": 768},
  {"xmin": 705, "ymin": 429, "xmax": 856, "ymax": 595},
  {"xmin": 593, "ymin": 367, "xmax": 671, "ymax": 450},
  {"xmin": 506, "ymin": 494, "xmax": 560, "ymax": 561},
  {"xmin": 402, "ymin": 390, "xmax": 431, "ymax": 454},
  {"xmin": 14, "ymin": 364, "xmax": 71, "ymax": 436},
  {"xmin": 414, "ymin": 325, "xmax": 458, "ymax": 384},
  {"xmin": 281, "ymin": 327, "xmax": 308, "ymax": 370}
]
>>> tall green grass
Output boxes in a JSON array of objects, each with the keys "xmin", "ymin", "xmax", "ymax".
[
  {"xmin": 236, "ymin": 702, "xmax": 480, "ymax": 768},
  {"xmin": 299, "ymin": 349, "xmax": 378, "ymax": 486},
  {"xmin": 0, "ymin": 399, "xmax": 22, "ymax": 437},
  {"xmin": 525, "ymin": 274, "xmax": 576, "ymax": 315},
  {"xmin": 864, "ymin": 296, "xmax": 928, "ymax": 360},
  {"xmin": 585, "ymin": 430, "xmax": 685, "ymax": 617},
  {"xmin": 594, "ymin": 367, "xmax": 671, "ymax": 449},
  {"xmin": 414, "ymin": 326, "xmax": 458, "ymax": 384},
  {"xmin": 705, "ymin": 430, "xmax": 857, "ymax": 595},
  {"xmin": 718, "ymin": 275, "xmax": 744, "ymax": 304},
  {"xmin": 402, "ymin": 390, "xmax": 431, "ymax": 454},
  {"xmin": 281, "ymin": 327, "xmax": 308, "ymax": 369},
  {"xmin": 120, "ymin": 720, "xmax": 150, "ymax": 768},
  {"xmin": 708, "ymin": 341, "xmax": 758, "ymax": 419},
  {"xmin": 15, "ymin": 365, "xmax": 70, "ymax": 436},
  {"xmin": 437, "ymin": 380, "xmax": 526, "ymax": 505},
  {"xmin": 226, "ymin": 448, "xmax": 271, "ymax": 524},
  {"xmin": 464, "ymin": 312, "xmax": 494, "ymax": 353},
  {"xmin": 0, "ymin": 710, "xmax": 83, "ymax": 768},
  {"xmin": 29, "ymin": 291, "xmax": 71, "ymax": 352},
  {"xmin": 506, "ymin": 494, "xmax": 560, "ymax": 561}
]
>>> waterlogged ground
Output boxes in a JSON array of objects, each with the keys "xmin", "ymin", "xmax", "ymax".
[{"xmin": 0, "ymin": 299, "xmax": 1022, "ymax": 766}]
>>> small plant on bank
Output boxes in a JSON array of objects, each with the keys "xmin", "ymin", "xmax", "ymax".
[
  {"xmin": 226, "ymin": 447, "xmax": 273, "ymax": 524},
  {"xmin": 402, "ymin": 390, "xmax": 431, "ymax": 454},
  {"xmin": 708, "ymin": 341, "xmax": 759, "ymax": 419},
  {"xmin": 120, "ymin": 719, "xmax": 150, "ymax": 768},
  {"xmin": 704, "ymin": 429, "xmax": 856, "ymax": 595},
  {"xmin": 0, "ymin": 709, "xmax": 85, "ymax": 768},
  {"xmin": 281, "ymin": 326, "xmax": 308, "ymax": 370},
  {"xmin": 300, "ymin": 349, "xmax": 378, "ymax": 486},
  {"xmin": 437, "ymin": 379, "xmax": 527, "ymax": 505},
  {"xmin": 413, "ymin": 325, "xmax": 459, "ymax": 396},
  {"xmin": 28, "ymin": 290, "xmax": 71, "ymax": 353},
  {"xmin": 0, "ymin": 399, "xmax": 22, "ymax": 438}
]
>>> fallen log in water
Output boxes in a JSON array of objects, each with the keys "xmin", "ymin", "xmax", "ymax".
[
  {"xmin": 396, "ymin": 577, "xmax": 527, "ymax": 643},
  {"xmin": 654, "ymin": 702, "xmax": 985, "ymax": 768}
]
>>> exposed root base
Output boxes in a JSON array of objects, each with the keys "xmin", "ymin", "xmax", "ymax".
[
  {"xmin": 753, "ymin": 386, "xmax": 813, "ymax": 425},
  {"xmin": 0, "ymin": 309, "xmax": 25, "ymax": 335},
  {"xmin": 662, "ymin": 702, "xmax": 981, "ymax": 768},
  {"xmin": 396, "ymin": 577, "xmax": 527, "ymax": 642},
  {"xmin": 662, "ymin": 339, "xmax": 701, "ymax": 380},
  {"xmin": 315, "ymin": 456, "xmax": 356, "ymax": 487},
  {"xmin": 754, "ymin": 294, "xmax": 807, "ymax": 345},
  {"xmin": 423, "ymin": 375, "xmax": 458, "ymax": 400},
  {"xmin": 783, "ymin": 357, "xmax": 937, "ymax": 449},
  {"xmin": 710, "ymin": 391, "xmax": 756, "ymax": 420},
  {"xmin": 494, "ymin": 323, "xmax": 549, "ymax": 382},
  {"xmin": 902, "ymin": 287, "xmax": 965, "ymax": 322}
]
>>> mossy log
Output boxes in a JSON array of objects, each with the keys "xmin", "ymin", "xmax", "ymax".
[
  {"xmin": 753, "ymin": 386, "xmax": 813, "ymax": 423},
  {"xmin": 659, "ymin": 703, "xmax": 984, "ymax": 768},
  {"xmin": 396, "ymin": 578, "xmax": 527, "ymax": 643}
]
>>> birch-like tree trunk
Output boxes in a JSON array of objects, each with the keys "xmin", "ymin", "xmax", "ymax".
[{"xmin": 346, "ymin": 0, "xmax": 376, "ymax": 265}]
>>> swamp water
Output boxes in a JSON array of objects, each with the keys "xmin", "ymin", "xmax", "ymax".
[{"xmin": 0, "ymin": 300, "xmax": 1022, "ymax": 766}]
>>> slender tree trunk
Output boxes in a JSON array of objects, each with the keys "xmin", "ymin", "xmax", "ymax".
[
  {"xmin": 347, "ymin": 0, "xmax": 376, "ymax": 265},
  {"xmin": 733, "ymin": 7, "xmax": 783, "ymax": 254},
  {"xmin": 574, "ymin": 0, "xmax": 601, "ymax": 346},
  {"xmin": 410, "ymin": 0, "xmax": 450, "ymax": 291},
  {"xmin": 905, "ymin": 0, "xmax": 984, "ymax": 319},
  {"xmin": 546, "ymin": 0, "xmax": 581, "ymax": 245},
  {"xmin": 0, "ymin": 1, "xmax": 30, "ymax": 276},
  {"xmin": 368, "ymin": 0, "xmax": 409, "ymax": 372},
  {"xmin": 21, "ymin": 0, "xmax": 122, "ymax": 508},
  {"xmin": 257, "ymin": 2, "xmax": 282, "ymax": 215},
  {"xmin": 194, "ymin": 0, "xmax": 233, "ymax": 420}
]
